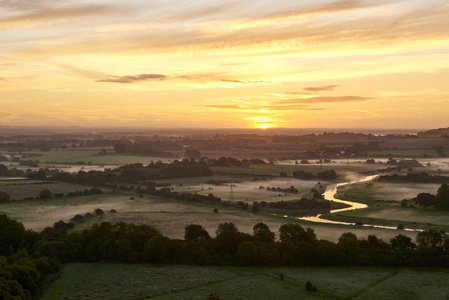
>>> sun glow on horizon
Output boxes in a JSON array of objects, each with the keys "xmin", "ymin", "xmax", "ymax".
[{"xmin": 1, "ymin": 1, "xmax": 448, "ymax": 129}]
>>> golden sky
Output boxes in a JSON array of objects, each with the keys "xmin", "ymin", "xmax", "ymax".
[{"xmin": 1, "ymin": 0, "xmax": 448, "ymax": 129}]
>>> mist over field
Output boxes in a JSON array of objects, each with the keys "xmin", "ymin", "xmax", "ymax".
[{"xmin": 2, "ymin": 0, "xmax": 449, "ymax": 298}]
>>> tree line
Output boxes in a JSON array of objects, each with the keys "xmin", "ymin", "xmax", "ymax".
[{"xmin": 3, "ymin": 213, "xmax": 449, "ymax": 298}]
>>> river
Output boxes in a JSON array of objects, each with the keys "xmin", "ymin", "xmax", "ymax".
[{"xmin": 299, "ymin": 175, "xmax": 422, "ymax": 232}]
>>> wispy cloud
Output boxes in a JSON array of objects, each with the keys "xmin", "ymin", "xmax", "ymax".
[
  {"xmin": 204, "ymin": 103, "xmax": 325, "ymax": 111},
  {"xmin": 221, "ymin": 79, "xmax": 246, "ymax": 84},
  {"xmin": 0, "ymin": 3, "xmax": 122, "ymax": 29},
  {"xmin": 276, "ymin": 96, "xmax": 372, "ymax": 103},
  {"xmin": 204, "ymin": 104, "xmax": 241, "ymax": 109},
  {"xmin": 303, "ymin": 85, "xmax": 338, "ymax": 92},
  {"xmin": 97, "ymin": 74, "xmax": 168, "ymax": 83},
  {"xmin": 0, "ymin": 0, "xmax": 65, "ymax": 11}
]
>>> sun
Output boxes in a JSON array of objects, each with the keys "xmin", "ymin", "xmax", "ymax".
[{"xmin": 259, "ymin": 124, "xmax": 270, "ymax": 129}]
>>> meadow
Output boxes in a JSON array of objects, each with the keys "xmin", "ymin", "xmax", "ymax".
[
  {"xmin": 21, "ymin": 149, "xmax": 174, "ymax": 165},
  {"xmin": 41, "ymin": 263, "xmax": 449, "ymax": 300},
  {"xmin": 0, "ymin": 180, "xmax": 103, "ymax": 201}
]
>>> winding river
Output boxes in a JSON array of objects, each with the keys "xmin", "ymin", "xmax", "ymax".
[{"xmin": 299, "ymin": 175, "xmax": 421, "ymax": 232}]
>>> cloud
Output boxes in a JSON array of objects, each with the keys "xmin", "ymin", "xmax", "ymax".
[
  {"xmin": 276, "ymin": 96, "xmax": 372, "ymax": 103},
  {"xmin": 221, "ymin": 79, "xmax": 271, "ymax": 84},
  {"xmin": 165, "ymin": 2, "xmax": 240, "ymax": 22},
  {"xmin": 284, "ymin": 92, "xmax": 314, "ymax": 95},
  {"xmin": 303, "ymin": 85, "xmax": 338, "ymax": 92},
  {"xmin": 221, "ymin": 79, "xmax": 246, "ymax": 84},
  {"xmin": 97, "ymin": 74, "xmax": 168, "ymax": 83},
  {"xmin": 204, "ymin": 103, "xmax": 325, "ymax": 111},
  {"xmin": 0, "ymin": 0, "xmax": 65, "ymax": 11},
  {"xmin": 0, "ymin": 3, "xmax": 122, "ymax": 29},
  {"xmin": 204, "ymin": 104, "xmax": 241, "ymax": 109}
]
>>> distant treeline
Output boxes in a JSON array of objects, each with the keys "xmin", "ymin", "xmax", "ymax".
[
  {"xmin": 379, "ymin": 172, "xmax": 449, "ymax": 184},
  {"xmin": 292, "ymin": 169, "xmax": 337, "ymax": 180}
]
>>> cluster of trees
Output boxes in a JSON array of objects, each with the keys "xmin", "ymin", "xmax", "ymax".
[
  {"xmin": 292, "ymin": 169, "xmax": 337, "ymax": 181},
  {"xmin": 378, "ymin": 172, "xmax": 449, "ymax": 184},
  {"xmin": 47, "ymin": 160, "xmax": 213, "ymax": 185},
  {"xmin": 203, "ymin": 157, "xmax": 266, "ymax": 167},
  {"xmin": 114, "ymin": 182, "xmax": 222, "ymax": 205},
  {"xmin": 414, "ymin": 184, "xmax": 449, "ymax": 210},
  {"xmin": 114, "ymin": 141, "xmax": 176, "ymax": 157},
  {"xmin": 261, "ymin": 186, "xmax": 299, "ymax": 194},
  {"xmin": 0, "ymin": 215, "xmax": 59, "ymax": 299}
]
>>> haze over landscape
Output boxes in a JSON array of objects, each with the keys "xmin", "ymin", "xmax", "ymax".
[
  {"xmin": 1, "ymin": 0, "xmax": 449, "ymax": 129},
  {"xmin": 2, "ymin": 1, "xmax": 449, "ymax": 299}
]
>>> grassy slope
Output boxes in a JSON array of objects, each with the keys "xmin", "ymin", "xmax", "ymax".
[{"xmin": 41, "ymin": 263, "xmax": 449, "ymax": 300}]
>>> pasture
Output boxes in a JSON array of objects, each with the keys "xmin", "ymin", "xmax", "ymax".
[
  {"xmin": 0, "ymin": 184, "xmax": 417, "ymax": 242},
  {"xmin": 0, "ymin": 180, "xmax": 106, "ymax": 201},
  {"xmin": 41, "ymin": 263, "xmax": 449, "ymax": 300},
  {"xmin": 21, "ymin": 149, "xmax": 175, "ymax": 165}
]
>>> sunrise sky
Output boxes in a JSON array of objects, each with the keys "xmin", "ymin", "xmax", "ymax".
[{"xmin": 1, "ymin": 0, "xmax": 448, "ymax": 129}]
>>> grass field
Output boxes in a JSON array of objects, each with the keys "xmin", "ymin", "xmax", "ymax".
[
  {"xmin": 41, "ymin": 263, "xmax": 449, "ymax": 300},
  {"xmin": 0, "ymin": 186, "xmax": 418, "ymax": 242},
  {"xmin": 22, "ymin": 149, "xmax": 175, "ymax": 165},
  {"xmin": 211, "ymin": 162, "xmax": 384, "ymax": 179},
  {"xmin": 367, "ymin": 149, "xmax": 441, "ymax": 157},
  {"xmin": 0, "ymin": 181, "xmax": 107, "ymax": 201}
]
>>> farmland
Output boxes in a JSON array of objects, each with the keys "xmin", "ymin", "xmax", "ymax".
[
  {"xmin": 2, "ymin": 127, "xmax": 449, "ymax": 299},
  {"xmin": 41, "ymin": 263, "xmax": 449, "ymax": 300}
]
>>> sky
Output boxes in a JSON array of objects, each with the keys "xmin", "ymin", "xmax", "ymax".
[{"xmin": 1, "ymin": 0, "xmax": 448, "ymax": 129}]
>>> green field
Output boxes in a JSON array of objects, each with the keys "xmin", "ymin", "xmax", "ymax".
[
  {"xmin": 367, "ymin": 149, "xmax": 440, "ymax": 157},
  {"xmin": 211, "ymin": 163, "xmax": 383, "ymax": 179},
  {"xmin": 0, "ymin": 181, "xmax": 108, "ymax": 201},
  {"xmin": 21, "ymin": 149, "xmax": 175, "ymax": 165},
  {"xmin": 41, "ymin": 263, "xmax": 449, "ymax": 300}
]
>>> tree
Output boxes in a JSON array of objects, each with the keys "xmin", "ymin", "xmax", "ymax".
[
  {"xmin": 215, "ymin": 222, "xmax": 238, "ymax": 237},
  {"xmin": 252, "ymin": 202, "xmax": 260, "ymax": 213},
  {"xmin": 0, "ymin": 191, "xmax": 11, "ymax": 203},
  {"xmin": 390, "ymin": 234, "xmax": 415, "ymax": 250},
  {"xmin": 436, "ymin": 183, "xmax": 449, "ymax": 209},
  {"xmin": 253, "ymin": 223, "xmax": 275, "ymax": 244},
  {"xmin": 94, "ymin": 208, "xmax": 104, "ymax": 216},
  {"xmin": 338, "ymin": 232, "xmax": 359, "ymax": 263},
  {"xmin": 279, "ymin": 224, "xmax": 317, "ymax": 245},
  {"xmin": 39, "ymin": 190, "xmax": 52, "ymax": 199},
  {"xmin": 414, "ymin": 193, "xmax": 438, "ymax": 208},
  {"xmin": 0, "ymin": 164, "xmax": 8, "ymax": 175},
  {"xmin": 0, "ymin": 214, "xmax": 28, "ymax": 255},
  {"xmin": 237, "ymin": 241, "xmax": 258, "ymax": 265},
  {"xmin": 416, "ymin": 229, "xmax": 443, "ymax": 249},
  {"xmin": 184, "ymin": 224, "xmax": 210, "ymax": 240}
]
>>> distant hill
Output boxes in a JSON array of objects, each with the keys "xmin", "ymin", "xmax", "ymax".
[{"xmin": 417, "ymin": 127, "xmax": 449, "ymax": 138}]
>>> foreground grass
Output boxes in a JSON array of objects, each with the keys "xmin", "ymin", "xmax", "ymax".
[{"xmin": 41, "ymin": 263, "xmax": 449, "ymax": 300}]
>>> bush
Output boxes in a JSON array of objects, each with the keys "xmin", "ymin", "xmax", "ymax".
[
  {"xmin": 0, "ymin": 191, "xmax": 11, "ymax": 203},
  {"xmin": 39, "ymin": 190, "xmax": 52, "ymax": 199},
  {"xmin": 305, "ymin": 281, "xmax": 317, "ymax": 292}
]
